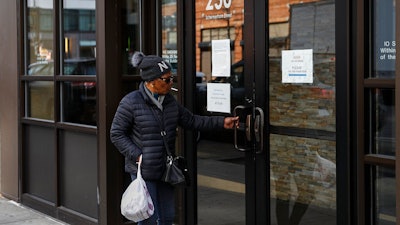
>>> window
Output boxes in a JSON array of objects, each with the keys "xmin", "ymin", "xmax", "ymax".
[
  {"xmin": 26, "ymin": 0, "xmax": 54, "ymax": 120},
  {"xmin": 24, "ymin": 0, "xmax": 96, "ymax": 126},
  {"xmin": 162, "ymin": 1, "xmax": 178, "ymax": 75},
  {"xmin": 22, "ymin": 1, "xmax": 98, "ymax": 221},
  {"xmin": 201, "ymin": 27, "xmax": 235, "ymax": 42},
  {"xmin": 121, "ymin": 0, "xmax": 140, "ymax": 75},
  {"xmin": 362, "ymin": 1, "xmax": 396, "ymax": 224}
]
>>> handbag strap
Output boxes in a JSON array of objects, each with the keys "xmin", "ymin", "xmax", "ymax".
[{"xmin": 149, "ymin": 106, "xmax": 173, "ymax": 157}]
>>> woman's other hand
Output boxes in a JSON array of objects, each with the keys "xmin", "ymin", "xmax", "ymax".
[{"xmin": 136, "ymin": 154, "xmax": 142, "ymax": 164}]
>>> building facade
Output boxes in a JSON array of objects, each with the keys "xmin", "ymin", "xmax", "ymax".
[{"xmin": 0, "ymin": 0, "xmax": 398, "ymax": 225}]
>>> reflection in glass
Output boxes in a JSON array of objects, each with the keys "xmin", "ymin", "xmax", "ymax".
[
  {"xmin": 373, "ymin": 166, "xmax": 395, "ymax": 225},
  {"xmin": 61, "ymin": 0, "xmax": 96, "ymax": 126},
  {"xmin": 162, "ymin": 0, "xmax": 177, "ymax": 75},
  {"xmin": 270, "ymin": 135, "xmax": 336, "ymax": 225},
  {"xmin": 372, "ymin": 0, "xmax": 396, "ymax": 78},
  {"xmin": 369, "ymin": 89, "xmax": 395, "ymax": 155},
  {"xmin": 269, "ymin": 2, "xmax": 336, "ymax": 225},
  {"xmin": 27, "ymin": 60, "xmax": 53, "ymax": 76},
  {"xmin": 121, "ymin": 0, "xmax": 140, "ymax": 75},
  {"xmin": 195, "ymin": 0, "xmax": 246, "ymax": 224},
  {"xmin": 162, "ymin": 1, "xmax": 178, "ymax": 99},
  {"xmin": 28, "ymin": 81, "xmax": 54, "ymax": 120},
  {"xmin": 63, "ymin": 58, "xmax": 96, "ymax": 75},
  {"xmin": 26, "ymin": 0, "xmax": 54, "ymax": 75},
  {"xmin": 269, "ymin": 55, "xmax": 336, "ymax": 131},
  {"xmin": 62, "ymin": 82, "xmax": 96, "ymax": 126},
  {"xmin": 161, "ymin": 1, "xmax": 181, "ymax": 224},
  {"xmin": 63, "ymin": 0, "xmax": 96, "ymax": 70},
  {"xmin": 269, "ymin": 2, "xmax": 336, "ymax": 132}
]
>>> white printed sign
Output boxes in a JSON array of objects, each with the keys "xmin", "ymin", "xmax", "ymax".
[
  {"xmin": 212, "ymin": 39, "xmax": 231, "ymax": 77},
  {"xmin": 282, "ymin": 49, "xmax": 313, "ymax": 83},
  {"xmin": 207, "ymin": 83, "xmax": 231, "ymax": 113}
]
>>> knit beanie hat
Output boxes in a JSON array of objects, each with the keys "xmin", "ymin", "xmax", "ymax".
[{"xmin": 131, "ymin": 51, "xmax": 172, "ymax": 81}]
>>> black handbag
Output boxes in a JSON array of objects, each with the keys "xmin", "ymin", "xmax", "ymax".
[
  {"xmin": 151, "ymin": 107, "xmax": 190, "ymax": 187},
  {"xmin": 162, "ymin": 152, "xmax": 189, "ymax": 186}
]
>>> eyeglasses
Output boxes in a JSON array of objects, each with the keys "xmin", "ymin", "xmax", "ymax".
[{"xmin": 158, "ymin": 76, "xmax": 174, "ymax": 83}]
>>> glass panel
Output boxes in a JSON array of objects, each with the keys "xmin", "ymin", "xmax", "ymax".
[
  {"xmin": 270, "ymin": 135, "xmax": 336, "ymax": 225},
  {"xmin": 372, "ymin": 0, "xmax": 396, "ymax": 78},
  {"xmin": 28, "ymin": 81, "xmax": 54, "ymax": 120},
  {"xmin": 26, "ymin": 0, "xmax": 54, "ymax": 73},
  {"xmin": 62, "ymin": 0, "xmax": 96, "ymax": 126},
  {"xmin": 270, "ymin": 55, "xmax": 336, "ymax": 131},
  {"xmin": 162, "ymin": 0, "xmax": 178, "ymax": 101},
  {"xmin": 269, "ymin": 1, "xmax": 336, "ymax": 224},
  {"xmin": 63, "ymin": 0, "xmax": 96, "ymax": 70},
  {"xmin": 161, "ymin": 1, "xmax": 181, "ymax": 224},
  {"xmin": 27, "ymin": 60, "xmax": 53, "ymax": 76},
  {"xmin": 63, "ymin": 58, "xmax": 96, "ymax": 75},
  {"xmin": 368, "ymin": 89, "xmax": 395, "ymax": 155},
  {"xmin": 197, "ymin": 140, "xmax": 245, "ymax": 225},
  {"xmin": 162, "ymin": 0, "xmax": 178, "ymax": 78},
  {"xmin": 62, "ymin": 81, "xmax": 96, "ymax": 126},
  {"xmin": 121, "ymin": 0, "xmax": 140, "ymax": 75},
  {"xmin": 195, "ymin": 0, "xmax": 245, "ymax": 224},
  {"xmin": 373, "ymin": 166, "xmax": 396, "ymax": 225},
  {"xmin": 269, "ymin": 2, "xmax": 336, "ymax": 132}
]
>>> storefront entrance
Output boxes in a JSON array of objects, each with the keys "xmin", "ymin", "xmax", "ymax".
[
  {"xmin": 1, "ymin": 0, "xmax": 394, "ymax": 224},
  {"xmin": 189, "ymin": 1, "xmax": 337, "ymax": 224}
]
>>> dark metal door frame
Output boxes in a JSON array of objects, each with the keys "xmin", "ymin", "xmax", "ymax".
[
  {"xmin": 243, "ymin": 0, "xmax": 269, "ymax": 224},
  {"xmin": 180, "ymin": 0, "xmax": 354, "ymax": 225},
  {"xmin": 335, "ymin": 0, "xmax": 352, "ymax": 225},
  {"xmin": 180, "ymin": 0, "xmax": 270, "ymax": 224}
]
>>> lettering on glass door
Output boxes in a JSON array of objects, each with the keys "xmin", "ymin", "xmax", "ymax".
[{"xmin": 206, "ymin": 0, "xmax": 232, "ymax": 10}]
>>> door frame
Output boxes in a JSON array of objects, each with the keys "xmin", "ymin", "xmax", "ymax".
[
  {"xmin": 336, "ymin": 0, "xmax": 352, "ymax": 224},
  {"xmin": 179, "ymin": 0, "xmax": 269, "ymax": 224},
  {"xmin": 243, "ymin": 0, "xmax": 269, "ymax": 224},
  {"xmin": 180, "ymin": 0, "xmax": 352, "ymax": 224}
]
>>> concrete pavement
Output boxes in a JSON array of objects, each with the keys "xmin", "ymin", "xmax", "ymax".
[{"xmin": 0, "ymin": 195, "xmax": 67, "ymax": 225}]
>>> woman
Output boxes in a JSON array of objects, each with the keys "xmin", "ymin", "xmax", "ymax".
[{"xmin": 110, "ymin": 52, "xmax": 238, "ymax": 225}]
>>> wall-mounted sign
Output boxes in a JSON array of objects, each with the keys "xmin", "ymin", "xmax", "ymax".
[
  {"xmin": 281, "ymin": 49, "xmax": 313, "ymax": 83},
  {"xmin": 212, "ymin": 39, "xmax": 231, "ymax": 77},
  {"xmin": 207, "ymin": 83, "xmax": 231, "ymax": 113}
]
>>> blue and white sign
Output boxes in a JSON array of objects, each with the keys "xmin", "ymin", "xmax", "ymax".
[{"xmin": 282, "ymin": 49, "xmax": 313, "ymax": 83}]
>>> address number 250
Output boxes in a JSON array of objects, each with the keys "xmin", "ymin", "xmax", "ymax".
[{"xmin": 206, "ymin": 0, "xmax": 232, "ymax": 10}]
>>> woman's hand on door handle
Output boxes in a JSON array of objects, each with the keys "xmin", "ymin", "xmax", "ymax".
[{"xmin": 223, "ymin": 116, "xmax": 239, "ymax": 129}]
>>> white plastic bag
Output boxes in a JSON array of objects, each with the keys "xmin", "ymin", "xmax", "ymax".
[
  {"xmin": 120, "ymin": 158, "xmax": 154, "ymax": 222},
  {"xmin": 313, "ymin": 152, "xmax": 336, "ymax": 187}
]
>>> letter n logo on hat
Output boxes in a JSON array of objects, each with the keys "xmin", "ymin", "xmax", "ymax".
[{"xmin": 158, "ymin": 61, "xmax": 169, "ymax": 72}]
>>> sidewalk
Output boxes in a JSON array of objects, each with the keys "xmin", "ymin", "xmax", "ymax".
[{"xmin": 0, "ymin": 195, "xmax": 68, "ymax": 225}]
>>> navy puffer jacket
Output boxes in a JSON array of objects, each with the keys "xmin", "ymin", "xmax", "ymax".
[{"xmin": 110, "ymin": 82, "xmax": 225, "ymax": 180}]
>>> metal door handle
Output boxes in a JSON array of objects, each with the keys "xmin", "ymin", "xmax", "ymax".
[
  {"xmin": 234, "ymin": 105, "xmax": 251, "ymax": 152},
  {"xmin": 255, "ymin": 107, "xmax": 264, "ymax": 154},
  {"xmin": 233, "ymin": 105, "xmax": 264, "ymax": 153},
  {"xmin": 245, "ymin": 114, "xmax": 252, "ymax": 141}
]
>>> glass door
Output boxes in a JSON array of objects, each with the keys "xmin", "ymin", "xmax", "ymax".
[
  {"xmin": 192, "ymin": 0, "xmax": 337, "ymax": 225},
  {"xmin": 269, "ymin": 1, "xmax": 337, "ymax": 225},
  {"xmin": 194, "ymin": 0, "xmax": 248, "ymax": 224}
]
